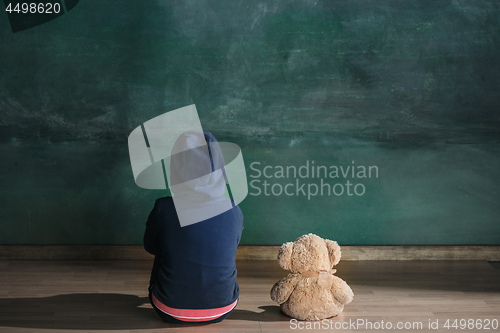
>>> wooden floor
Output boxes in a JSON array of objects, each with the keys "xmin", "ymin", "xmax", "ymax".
[{"xmin": 0, "ymin": 260, "xmax": 499, "ymax": 333}]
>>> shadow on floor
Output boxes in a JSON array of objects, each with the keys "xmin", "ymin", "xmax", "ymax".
[
  {"xmin": 0, "ymin": 293, "xmax": 287, "ymax": 330},
  {"xmin": 227, "ymin": 306, "xmax": 290, "ymax": 322},
  {"xmin": 0, "ymin": 293, "xmax": 166, "ymax": 330},
  {"xmin": 489, "ymin": 261, "xmax": 500, "ymax": 269}
]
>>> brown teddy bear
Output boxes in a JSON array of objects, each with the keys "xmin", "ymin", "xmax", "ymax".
[{"xmin": 270, "ymin": 233, "xmax": 354, "ymax": 321}]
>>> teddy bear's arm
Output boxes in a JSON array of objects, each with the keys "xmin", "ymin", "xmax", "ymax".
[
  {"xmin": 270, "ymin": 273, "xmax": 301, "ymax": 305},
  {"xmin": 330, "ymin": 275, "xmax": 354, "ymax": 305}
]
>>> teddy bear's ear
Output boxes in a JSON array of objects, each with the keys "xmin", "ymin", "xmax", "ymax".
[
  {"xmin": 325, "ymin": 239, "xmax": 341, "ymax": 266},
  {"xmin": 277, "ymin": 242, "xmax": 294, "ymax": 271}
]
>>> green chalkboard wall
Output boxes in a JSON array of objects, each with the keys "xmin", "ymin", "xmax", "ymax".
[{"xmin": 0, "ymin": 0, "xmax": 499, "ymax": 245}]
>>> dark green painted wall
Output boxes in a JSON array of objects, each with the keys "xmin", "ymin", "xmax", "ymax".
[{"xmin": 1, "ymin": 0, "xmax": 499, "ymax": 245}]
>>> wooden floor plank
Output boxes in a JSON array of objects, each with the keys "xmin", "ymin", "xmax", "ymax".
[{"xmin": 0, "ymin": 260, "xmax": 498, "ymax": 332}]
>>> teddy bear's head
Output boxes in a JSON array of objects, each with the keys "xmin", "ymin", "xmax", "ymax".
[{"xmin": 277, "ymin": 233, "xmax": 341, "ymax": 273}]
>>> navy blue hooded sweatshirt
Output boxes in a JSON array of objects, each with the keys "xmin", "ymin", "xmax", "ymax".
[{"xmin": 144, "ymin": 131, "xmax": 243, "ymax": 320}]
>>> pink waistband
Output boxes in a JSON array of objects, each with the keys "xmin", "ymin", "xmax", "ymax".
[{"xmin": 151, "ymin": 293, "xmax": 238, "ymax": 322}]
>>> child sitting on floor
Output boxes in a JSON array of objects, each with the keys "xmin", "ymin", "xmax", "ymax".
[{"xmin": 144, "ymin": 130, "xmax": 244, "ymax": 324}]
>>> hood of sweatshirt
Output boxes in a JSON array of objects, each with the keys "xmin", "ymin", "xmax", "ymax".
[{"xmin": 169, "ymin": 130, "xmax": 227, "ymax": 200}]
